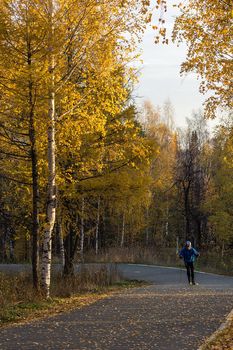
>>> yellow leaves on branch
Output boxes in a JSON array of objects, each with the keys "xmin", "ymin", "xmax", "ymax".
[
  {"xmin": 173, "ymin": 0, "xmax": 233, "ymax": 118},
  {"xmin": 0, "ymin": 0, "xmax": 167, "ymax": 244}
]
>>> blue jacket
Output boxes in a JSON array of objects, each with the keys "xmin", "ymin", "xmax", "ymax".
[{"xmin": 179, "ymin": 247, "xmax": 199, "ymax": 263}]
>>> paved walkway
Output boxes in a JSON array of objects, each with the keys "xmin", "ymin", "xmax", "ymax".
[{"xmin": 0, "ymin": 264, "xmax": 233, "ymax": 350}]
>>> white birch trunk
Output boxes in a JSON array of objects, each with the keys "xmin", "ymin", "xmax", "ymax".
[
  {"xmin": 95, "ymin": 197, "xmax": 100, "ymax": 255},
  {"xmin": 120, "ymin": 213, "xmax": 125, "ymax": 248},
  {"xmin": 41, "ymin": 0, "xmax": 56, "ymax": 298},
  {"xmin": 80, "ymin": 197, "xmax": 85, "ymax": 259}
]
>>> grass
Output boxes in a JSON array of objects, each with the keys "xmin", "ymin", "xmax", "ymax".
[
  {"xmin": 0, "ymin": 264, "xmax": 146, "ymax": 327},
  {"xmin": 84, "ymin": 246, "xmax": 180, "ymax": 266},
  {"xmin": 195, "ymin": 251, "xmax": 233, "ymax": 276},
  {"xmin": 84, "ymin": 246, "xmax": 233, "ymax": 276}
]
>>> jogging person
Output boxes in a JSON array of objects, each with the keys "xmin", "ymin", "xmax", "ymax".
[{"xmin": 179, "ymin": 241, "xmax": 200, "ymax": 285}]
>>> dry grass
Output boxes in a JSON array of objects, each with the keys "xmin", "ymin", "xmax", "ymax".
[
  {"xmin": 51, "ymin": 264, "xmax": 122, "ymax": 297},
  {"xmin": 84, "ymin": 246, "xmax": 178, "ymax": 266},
  {"xmin": 200, "ymin": 318, "xmax": 233, "ymax": 350},
  {"xmin": 0, "ymin": 272, "xmax": 36, "ymax": 308},
  {"xmin": 84, "ymin": 246, "xmax": 233, "ymax": 275},
  {"xmin": 0, "ymin": 264, "xmax": 142, "ymax": 326}
]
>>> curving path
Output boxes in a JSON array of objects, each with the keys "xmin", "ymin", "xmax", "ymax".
[{"xmin": 0, "ymin": 264, "xmax": 233, "ymax": 350}]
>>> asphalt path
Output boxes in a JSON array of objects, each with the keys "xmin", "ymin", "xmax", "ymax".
[
  {"xmin": 0, "ymin": 264, "xmax": 233, "ymax": 350},
  {"xmin": 118, "ymin": 263, "xmax": 233, "ymax": 288}
]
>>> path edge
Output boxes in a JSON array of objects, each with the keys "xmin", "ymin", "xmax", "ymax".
[{"xmin": 197, "ymin": 308, "xmax": 233, "ymax": 350}]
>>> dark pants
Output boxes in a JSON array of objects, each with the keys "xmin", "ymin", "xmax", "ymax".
[{"xmin": 185, "ymin": 262, "xmax": 194, "ymax": 283}]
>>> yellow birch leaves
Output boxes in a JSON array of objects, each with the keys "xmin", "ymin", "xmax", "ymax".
[{"xmin": 173, "ymin": 0, "xmax": 233, "ymax": 118}]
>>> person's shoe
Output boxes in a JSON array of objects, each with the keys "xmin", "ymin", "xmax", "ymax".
[
  {"xmin": 192, "ymin": 282, "xmax": 199, "ymax": 285},
  {"xmin": 189, "ymin": 282, "xmax": 192, "ymax": 285}
]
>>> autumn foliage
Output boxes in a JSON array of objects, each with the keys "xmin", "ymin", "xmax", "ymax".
[{"xmin": 0, "ymin": 0, "xmax": 232, "ymax": 297}]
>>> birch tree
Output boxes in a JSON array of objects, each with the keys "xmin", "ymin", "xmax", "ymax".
[
  {"xmin": 41, "ymin": 0, "xmax": 56, "ymax": 297},
  {"xmin": 0, "ymin": 0, "xmax": 165, "ymax": 294}
]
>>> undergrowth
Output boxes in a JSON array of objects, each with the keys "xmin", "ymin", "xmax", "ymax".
[
  {"xmin": 0, "ymin": 264, "xmax": 141, "ymax": 326},
  {"xmin": 84, "ymin": 246, "xmax": 233, "ymax": 276}
]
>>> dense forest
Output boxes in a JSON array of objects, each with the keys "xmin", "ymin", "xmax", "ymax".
[{"xmin": 0, "ymin": 0, "xmax": 232, "ymax": 297}]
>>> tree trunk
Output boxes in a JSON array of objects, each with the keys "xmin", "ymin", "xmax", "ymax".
[
  {"xmin": 41, "ymin": 0, "xmax": 56, "ymax": 298},
  {"xmin": 80, "ymin": 197, "xmax": 85, "ymax": 261},
  {"xmin": 63, "ymin": 224, "xmax": 79, "ymax": 276},
  {"xmin": 29, "ymin": 84, "xmax": 40, "ymax": 290},
  {"xmin": 146, "ymin": 208, "xmax": 149, "ymax": 245},
  {"xmin": 95, "ymin": 197, "xmax": 101, "ymax": 255},
  {"xmin": 221, "ymin": 242, "xmax": 225, "ymax": 258},
  {"xmin": 63, "ymin": 230, "xmax": 74, "ymax": 276},
  {"xmin": 9, "ymin": 240, "xmax": 14, "ymax": 261},
  {"xmin": 24, "ymin": 234, "xmax": 29, "ymax": 262},
  {"xmin": 63, "ymin": 226, "xmax": 71, "ymax": 275},
  {"xmin": 176, "ymin": 236, "xmax": 179, "ymax": 255},
  {"xmin": 121, "ymin": 213, "xmax": 125, "ymax": 248},
  {"xmin": 102, "ymin": 208, "xmax": 106, "ymax": 248},
  {"xmin": 196, "ymin": 219, "xmax": 202, "ymax": 248},
  {"xmin": 57, "ymin": 222, "xmax": 65, "ymax": 268},
  {"xmin": 183, "ymin": 182, "xmax": 191, "ymax": 239},
  {"xmin": 87, "ymin": 235, "xmax": 91, "ymax": 250},
  {"xmin": 26, "ymin": 28, "xmax": 40, "ymax": 289},
  {"xmin": 146, "ymin": 226, "xmax": 149, "ymax": 246},
  {"xmin": 31, "ymin": 135, "xmax": 40, "ymax": 289},
  {"xmin": 165, "ymin": 201, "xmax": 169, "ymax": 237},
  {"xmin": 2, "ymin": 227, "xmax": 7, "ymax": 261}
]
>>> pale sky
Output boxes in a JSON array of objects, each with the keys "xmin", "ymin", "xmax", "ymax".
[{"xmin": 134, "ymin": 1, "xmax": 207, "ymax": 129}]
